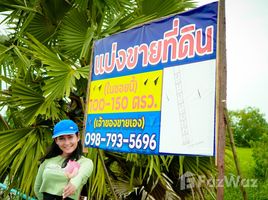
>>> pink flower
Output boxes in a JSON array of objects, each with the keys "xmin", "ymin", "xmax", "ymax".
[{"xmin": 64, "ymin": 160, "xmax": 80, "ymax": 179}]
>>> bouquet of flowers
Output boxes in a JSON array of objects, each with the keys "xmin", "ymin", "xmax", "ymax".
[
  {"xmin": 63, "ymin": 160, "xmax": 80, "ymax": 199},
  {"xmin": 65, "ymin": 160, "xmax": 80, "ymax": 179}
]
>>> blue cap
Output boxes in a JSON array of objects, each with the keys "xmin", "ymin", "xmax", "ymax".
[{"xmin": 52, "ymin": 119, "xmax": 79, "ymax": 138}]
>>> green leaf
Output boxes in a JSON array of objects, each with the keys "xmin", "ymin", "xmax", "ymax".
[
  {"xmin": 24, "ymin": 34, "xmax": 88, "ymax": 99},
  {"xmin": 58, "ymin": 8, "xmax": 93, "ymax": 60},
  {"xmin": 0, "ymin": 127, "xmax": 51, "ymax": 197}
]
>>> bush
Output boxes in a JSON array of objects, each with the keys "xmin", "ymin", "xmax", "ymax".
[
  {"xmin": 251, "ymin": 134, "xmax": 268, "ymax": 179},
  {"xmin": 228, "ymin": 107, "xmax": 268, "ymax": 147}
]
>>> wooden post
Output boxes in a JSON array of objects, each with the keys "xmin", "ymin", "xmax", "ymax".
[
  {"xmin": 97, "ymin": 149, "xmax": 118, "ymax": 200},
  {"xmin": 82, "ymin": 43, "xmax": 95, "ymax": 154},
  {"xmin": 82, "ymin": 44, "xmax": 118, "ymax": 200},
  {"xmin": 225, "ymin": 109, "xmax": 248, "ymax": 200},
  {"xmin": 216, "ymin": 0, "xmax": 227, "ymax": 199}
]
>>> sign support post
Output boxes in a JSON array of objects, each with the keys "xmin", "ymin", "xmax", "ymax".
[{"xmin": 216, "ymin": 0, "xmax": 227, "ymax": 199}]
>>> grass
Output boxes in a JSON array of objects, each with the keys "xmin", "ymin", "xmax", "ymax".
[
  {"xmin": 225, "ymin": 147, "xmax": 255, "ymax": 178},
  {"xmin": 224, "ymin": 147, "xmax": 268, "ymax": 200}
]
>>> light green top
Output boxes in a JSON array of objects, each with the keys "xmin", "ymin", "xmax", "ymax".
[{"xmin": 34, "ymin": 155, "xmax": 93, "ymax": 200}]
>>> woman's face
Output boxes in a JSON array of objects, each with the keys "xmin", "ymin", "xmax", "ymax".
[{"xmin": 55, "ymin": 134, "xmax": 80, "ymax": 157}]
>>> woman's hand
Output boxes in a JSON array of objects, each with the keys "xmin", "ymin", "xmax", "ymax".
[{"xmin": 63, "ymin": 182, "xmax": 76, "ymax": 199}]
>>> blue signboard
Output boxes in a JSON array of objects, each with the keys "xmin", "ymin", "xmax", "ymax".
[{"xmin": 85, "ymin": 2, "xmax": 218, "ymax": 156}]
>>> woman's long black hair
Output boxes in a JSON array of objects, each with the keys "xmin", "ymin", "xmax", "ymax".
[{"xmin": 40, "ymin": 132, "xmax": 83, "ymax": 168}]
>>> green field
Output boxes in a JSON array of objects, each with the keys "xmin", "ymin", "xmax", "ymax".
[
  {"xmin": 224, "ymin": 147, "xmax": 268, "ymax": 200},
  {"xmin": 225, "ymin": 147, "xmax": 255, "ymax": 177}
]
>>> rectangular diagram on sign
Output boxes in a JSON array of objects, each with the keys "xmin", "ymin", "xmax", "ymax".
[{"xmin": 159, "ymin": 60, "xmax": 216, "ymax": 156}]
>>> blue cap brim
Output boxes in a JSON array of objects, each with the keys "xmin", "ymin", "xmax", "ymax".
[{"xmin": 52, "ymin": 131, "xmax": 77, "ymax": 139}]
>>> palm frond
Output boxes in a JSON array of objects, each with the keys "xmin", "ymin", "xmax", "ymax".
[
  {"xmin": 26, "ymin": 12, "xmax": 57, "ymax": 43},
  {"xmin": 11, "ymin": 80, "xmax": 45, "ymax": 124},
  {"xmin": 0, "ymin": 127, "xmax": 51, "ymax": 198},
  {"xmin": 13, "ymin": 45, "xmax": 31, "ymax": 75},
  {"xmin": 101, "ymin": 0, "xmax": 195, "ymax": 36},
  {"xmin": 87, "ymin": 149, "xmax": 109, "ymax": 199},
  {"xmin": 58, "ymin": 8, "xmax": 93, "ymax": 60},
  {"xmin": 23, "ymin": 34, "xmax": 89, "ymax": 99}
]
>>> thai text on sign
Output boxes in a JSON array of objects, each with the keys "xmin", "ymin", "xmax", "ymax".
[{"xmin": 85, "ymin": 2, "xmax": 218, "ymax": 156}]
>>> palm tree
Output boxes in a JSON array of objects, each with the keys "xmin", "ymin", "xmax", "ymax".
[{"xmin": 0, "ymin": 0, "xmax": 218, "ymax": 199}]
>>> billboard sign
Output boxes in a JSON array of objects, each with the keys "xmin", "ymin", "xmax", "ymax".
[{"xmin": 84, "ymin": 2, "xmax": 218, "ymax": 156}]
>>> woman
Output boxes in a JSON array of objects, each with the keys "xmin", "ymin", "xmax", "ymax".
[{"xmin": 34, "ymin": 119, "xmax": 93, "ymax": 200}]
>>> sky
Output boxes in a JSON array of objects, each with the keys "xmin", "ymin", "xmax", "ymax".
[
  {"xmin": 1, "ymin": 0, "xmax": 268, "ymax": 121},
  {"xmin": 198, "ymin": 0, "xmax": 268, "ymax": 121}
]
